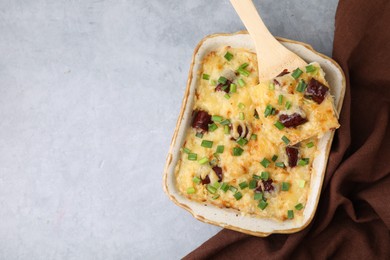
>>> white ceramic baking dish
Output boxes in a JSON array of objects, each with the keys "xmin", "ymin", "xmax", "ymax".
[{"xmin": 163, "ymin": 31, "xmax": 345, "ymax": 236}]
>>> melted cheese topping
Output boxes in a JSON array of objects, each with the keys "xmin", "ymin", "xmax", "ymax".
[{"xmin": 175, "ymin": 47, "xmax": 338, "ymax": 221}]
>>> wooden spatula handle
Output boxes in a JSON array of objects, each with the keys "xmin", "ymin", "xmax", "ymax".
[
  {"xmin": 230, "ymin": 0, "xmax": 279, "ymax": 50},
  {"xmin": 230, "ymin": 0, "xmax": 307, "ymax": 80}
]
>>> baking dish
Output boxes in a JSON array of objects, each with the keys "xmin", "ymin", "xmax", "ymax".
[{"xmin": 163, "ymin": 31, "xmax": 345, "ymax": 236}]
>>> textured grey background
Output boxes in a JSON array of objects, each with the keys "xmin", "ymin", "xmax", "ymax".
[{"xmin": 0, "ymin": 0, "xmax": 338, "ymax": 259}]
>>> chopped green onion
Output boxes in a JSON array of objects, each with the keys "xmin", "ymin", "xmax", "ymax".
[
  {"xmin": 281, "ymin": 182, "xmax": 290, "ymax": 191},
  {"xmin": 224, "ymin": 52, "xmax": 234, "ymax": 61},
  {"xmin": 261, "ymin": 171, "xmax": 269, "ymax": 180},
  {"xmin": 250, "ymin": 134, "xmax": 257, "ymax": 140},
  {"xmin": 298, "ymin": 158, "xmax": 310, "ymax": 166},
  {"xmin": 233, "ymin": 147, "xmax": 244, "ymax": 156},
  {"xmin": 237, "ymin": 68, "xmax": 250, "ymax": 77},
  {"xmin": 195, "ymin": 132, "xmax": 203, "ymax": 138},
  {"xmin": 188, "ymin": 153, "xmax": 197, "ymax": 161},
  {"xmin": 254, "ymin": 193, "xmax": 263, "ymax": 200},
  {"xmin": 298, "ymin": 180, "xmax": 306, "ymax": 188},
  {"xmin": 238, "ymin": 103, "xmax": 245, "ymax": 110},
  {"xmin": 220, "ymin": 119, "xmax": 231, "ymax": 125},
  {"xmin": 269, "ymin": 82, "xmax": 275, "ymax": 90},
  {"xmin": 212, "ymin": 194, "xmax": 220, "ymax": 200},
  {"xmin": 220, "ymin": 182, "xmax": 230, "ymax": 192},
  {"xmin": 278, "ymin": 94, "xmax": 283, "ymax": 105},
  {"xmin": 285, "ymin": 101, "xmax": 292, "ymax": 110},
  {"xmin": 249, "ymin": 179, "xmax": 257, "ymax": 189},
  {"xmin": 221, "ymin": 84, "xmax": 229, "ymax": 91},
  {"xmin": 282, "ymin": 136, "xmax": 290, "ymax": 144},
  {"xmin": 275, "ymin": 162, "xmax": 285, "ymax": 168},
  {"xmin": 296, "ymin": 79, "xmax": 307, "ymax": 92},
  {"xmin": 224, "ymin": 125, "xmax": 230, "ymax": 134},
  {"xmin": 206, "ymin": 184, "xmax": 217, "ymax": 194},
  {"xmin": 306, "ymin": 142, "xmax": 314, "ymax": 148},
  {"xmin": 224, "ymin": 94, "xmax": 231, "ymax": 99},
  {"xmin": 264, "ymin": 104, "xmax": 273, "ymax": 117},
  {"xmin": 198, "ymin": 157, "xmax": 209, "ymax": 165},
  {"xmin": 239, "ymin": 181, "xmax": 248, "ymax": 190},
  {"xmin": 230, "ymin": 83, "xmax": 237, "ymax": 93},
  {"xmin": 218, "ymin": 76, "xmax": 228, "ymax": 84},
  {"xmin": 192, "ymin": 176, "xmax": 201, "ymax": 184},
  {"xmin": 239, "ymin": 63, "xmax": 249, "ymax": 69},
  {"xmin": 258, "ymin": 200, "xmax": 268, "ymax": 210},
  {"xmin": 271, "ymin": 108, "xmax": 276, "ymax": 115},
  {"xmin": 210, "ymin": 80, "xmax": 217, "ymax": 86},
  {"xmin": 287, "ymin": 210, "xmax": 294, "ymax": 219},
  {"xmin": 271, "ymin": 155, "xmax": 278, "ymax": 162},
  {"xmin": 254, "ymin": 110, "xmax": 259, "ymax": 119},
  {"xmin": 183, "ymin": 147, "xmax": 191, "ymax": 154},
  {"xmin": 202, "ymin": 74, "xmax": 210, "ymax": 80},
  {"xmin": 295, "ymin": 203, "xmax": 304, "ymax": 210},
  {"xmin": 274, "ymin": 121, "xmax": 285, "ymax": 130},
  {"xmin": 208, "ymin": 123, "xmax": 218, "ymax": 132},
  {"xmin": 216, "ymin": 145, "xmax": 224, "ymax": 154},
  {"xmin": 212, "ymin": 115, "xmax": 223, "ymax": 122},
  {"xmin": 229, "ymin": 186, "xmax": 238, "ymax": 193},
  {"xmin": 253, "ymin": 174, "xmax": 261, "ymax": 181},
  {"xmin": 234, "ymin": 192, "xmax": 243, "ymax": 200},
  {"xmin": 305, "ymin": 64, "xmax": 317, "ymax": 73},
  {"xmin": 238, "ymin": 78, "xmax": 246, "ymax": 86},
  {"xmin": 187, "ymin": 187, "xmax": 196, "ymax": 194},
  {"xmin": 260, "ymin": 158, "xmax": 271, "ymax": 168},
  {"xmin": 239, "ymin": 112, "xmax": 245, "ymax": 120},
  {"xmin": 236, "ymin": 137, "xmax": 248, "ymax": 146},
  {"xmin": 291, "ymin": 68, "xmax": 303, "ymax": 79},
  {"xmin": 213, "ymin": 181, "xmax": 221, "ymax": 189},
  {"xmin": 201, "ymin": 140, "xmax": 213, "ymax": 148}
]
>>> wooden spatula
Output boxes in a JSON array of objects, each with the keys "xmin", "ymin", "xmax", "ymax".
[{"xmin": 230, "ymin": 0, "xmax": 307, "ymax": 81}]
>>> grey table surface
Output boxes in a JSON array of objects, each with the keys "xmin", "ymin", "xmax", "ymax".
[{"xmin": 0, "ymin": 0, "xmax": 338, "ymax": 259}]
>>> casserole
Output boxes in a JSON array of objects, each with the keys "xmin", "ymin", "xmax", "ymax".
[{"xmin": 163, "ymin": 31, "xmax": 345, "ymax": 236}]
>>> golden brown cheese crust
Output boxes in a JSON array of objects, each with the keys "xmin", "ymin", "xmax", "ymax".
[{"xmin": 174, "ymin": 47, "xmax": 338, "ymax": 221}]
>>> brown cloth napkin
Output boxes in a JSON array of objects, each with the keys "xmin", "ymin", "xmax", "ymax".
[{"xmin": 184, "ymin": 0, "xmax": 390, "ymax": 258}]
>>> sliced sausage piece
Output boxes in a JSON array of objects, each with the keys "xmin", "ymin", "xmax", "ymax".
[
  {"xmin": 237, "ymin": 125, "xmax": 243, "ymax": 137},
  {"xmin": 305, "ymin": 78, "xmax": 329, "ymax": 104},
  {"xmin": 230, "ymin": 125, "xmax": 244, "ymax": 141},
  {"xmin": 230, "ymin": 123, "xmax": 246, "ymax": 141},
  {"xmin": 286, "ymin": 146, "xmax": 299, "ymax": 167},
  {"xmin": 255, "ymin": 179, "xmax": 274, "ymax": 193},
  {"xmin": 192, "ymin": 110, "xmax": 212, "ymax": 133},
  {"xmin": 279, "ymin": 113, "xmax": 307, "ymax": 128},
  {"xmin": 215, "ymin": 80, "xmax": 232, "ymax": 93},
  {"xmin": 212, "ymin": 166, "xmax": 223, "ymax": 182},
  {"xmin": 263, "ymin": 179, "xmax": 275, "ymax": 192},
  {"xmin": 201, "ymin": 175, "xmax": 210, "ymax": 185}
]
